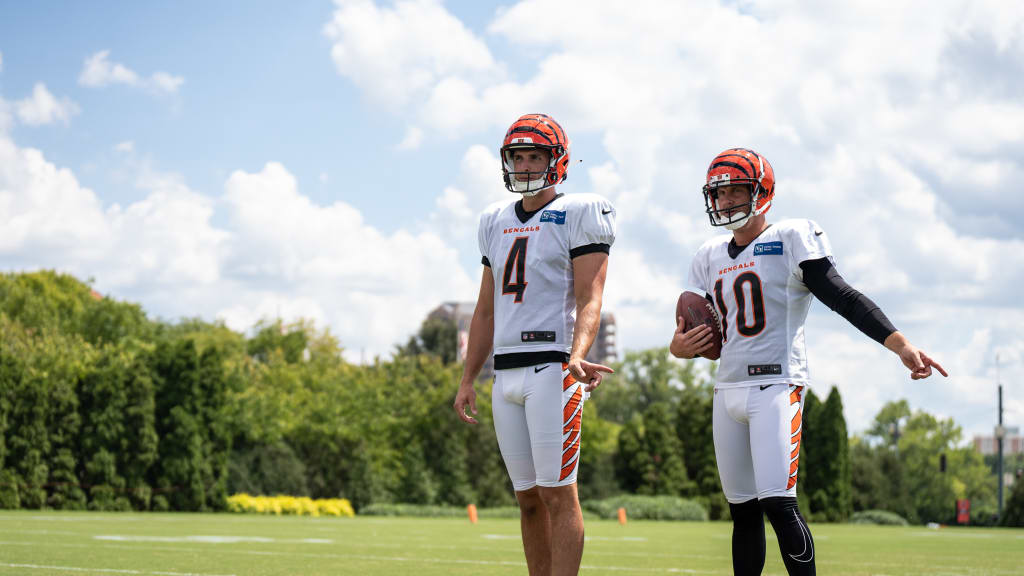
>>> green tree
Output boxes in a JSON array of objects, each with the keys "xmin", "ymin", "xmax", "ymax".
[
  {"xmin": 799, "ymin": 388, "xmax": 823, "ymax": 518},
  {"xmin": 1002, "ymin": 474, "xmax": 1024, "ymax": 527},
  {"xmin": 616, "ymin": 402, "xmax": 691, "ymax": 496},
  {"xmin": 675, "ymin": 382, "xmax": 727, "ymax": 518},
  {"xmin": 578, "ymin": 402, "xmax": 621, "ymax": 501},
  {"xmin": 595, "ymin": 348, "xmax": 706, "ymax": 425},
  {"xmin": 812, "ymin": 387, "xmax": 851, "ymax": 521},
  {"xmin": 397, "ymin": 316, "xmax": 459, "ymax": 365},
  {"xmin": 248, "ymin": 319, "xmax": 311, "ymax": 364}
]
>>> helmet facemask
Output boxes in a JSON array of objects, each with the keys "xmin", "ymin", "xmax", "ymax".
[
  {"xmin": 501, "ymin": 145, "xmax": 560, "ymax": 197},
  {"xmin": 703, "ymin": 180, "xmax": 769, "ymax": 230}
]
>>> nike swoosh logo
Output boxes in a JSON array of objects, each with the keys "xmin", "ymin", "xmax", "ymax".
[
  {"xmin": 788, "ymin": 510, "xmax": 815, "ymax": 563},
  {"xmin": 534, "ymin": 365, "xmax": 550, "ymax": 373},
  {"xmin": 759, "ymin": 385, "xmax": 773, "ymax": 390},
  {"xmin": 602, "ymin": 209, "xmax": 612, "ymax": 215},
  {"xmin": 814, "ymin": 230, "xmax": 823, "ymax": 236}
]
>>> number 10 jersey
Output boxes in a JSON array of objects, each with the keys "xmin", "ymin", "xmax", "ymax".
[
  {"xmin": 686, "ymin": 219, "xmax": 833, "ymax": 389},
  {"xmin": 479, "ymin": 193, "xmax": 616, "ymax": 358}
]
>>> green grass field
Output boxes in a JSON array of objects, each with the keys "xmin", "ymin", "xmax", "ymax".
[{"xmin": 0, "ymin": 511, "xmax": 1021, "ymax": 575}]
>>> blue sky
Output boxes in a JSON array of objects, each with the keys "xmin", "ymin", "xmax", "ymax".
[{"xmin": 1, "ymin": 0, "xmax": 1022, "ymax": 438}]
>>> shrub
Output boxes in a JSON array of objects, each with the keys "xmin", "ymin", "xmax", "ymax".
[
  {"xmin": 584, "ymin": 495, "xmax": 708, "ymax": 521},
  {"xmin": 360, "ymin": 504, "xmax": 465, "ymax": 517},
  {"xmin": 226, "ymin": 493, "xmax": 354, "ymax": 517},
  {"xmin": 151, "ymin": 495, "xmax": 169, "ymax": 512},
  {"xmin": 849, "ymin": 510, "xmax": 909, "ymax": 526}
]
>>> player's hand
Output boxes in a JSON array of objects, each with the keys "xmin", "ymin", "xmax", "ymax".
[
  {"xmin": 897, "ymin": 345, "xmax": 949, "ymax": 380},
  {"xmin": 670, "ymin": 315, "xmax": 714, "ymax": 359},
  {"xmin": 567, "ymin": 356, "xmax": 614, "ymax": 393},
  {"xmin": 885, "ymin": 332, "xmax": 949, "ymax": 380},
  {"xmin": 453, "ymin": 382, "xmax": 478, "ymax": 424}
]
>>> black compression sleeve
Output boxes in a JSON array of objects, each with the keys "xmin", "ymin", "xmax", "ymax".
[{"xmin": 799, "ymin": 257, "xmax": 896, "ymax": 345}]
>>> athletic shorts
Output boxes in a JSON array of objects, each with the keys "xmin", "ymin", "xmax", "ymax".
[
  {"xmin": 491, "ymin": 362, "xmax": 585, "ymax": 492},
  {"xmin": 713, "ymin": 384, "xmax": 805, "ymax": 503}
]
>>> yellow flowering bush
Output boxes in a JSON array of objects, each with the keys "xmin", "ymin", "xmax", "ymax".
[{"xmin": 227, "ymin": 494, "xmax": 355, "ymax": 517}]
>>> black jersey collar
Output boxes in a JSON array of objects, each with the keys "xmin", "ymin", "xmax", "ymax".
[
  {"xmin": 515, "ymin": 193, "xmax": 563, "ymax": 224},
  {"xmin": 727, "ymin": 224, "xmax": 773, "ymax": 259}
]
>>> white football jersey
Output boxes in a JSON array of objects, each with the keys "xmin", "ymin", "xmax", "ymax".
[
  {"xmin": 479, "ymin": 193, "xmax": 616, "ymax": 356},
  {"xmin": 686, "ymin": 219, "xmax": 833, "ymax": 389}
]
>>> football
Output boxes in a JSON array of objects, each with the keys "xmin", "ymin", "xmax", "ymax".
[{"xmin": 676, "ymin": 291, "xmax": 723, "ymax": 360}]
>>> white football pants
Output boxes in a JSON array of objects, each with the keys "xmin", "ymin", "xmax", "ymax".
[
  {"xmin": 713, "ymin": 384, "xmax": 805, "ymax": 503},
  {"xmin": 492, "ymin": 362, "xmax": 585, "ymax": 492}
]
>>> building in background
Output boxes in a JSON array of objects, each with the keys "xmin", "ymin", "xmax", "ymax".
[
  {"xmin": 426, "ymin": 302, "xmax": 618, "ymax": 381},
  {"xmin": 974, "ymin": 426, "xmax": 1022, "ymax": 489},
  {"xmin": 974, "ymin": 427, "xmax": 1023, "ymax": 455}
]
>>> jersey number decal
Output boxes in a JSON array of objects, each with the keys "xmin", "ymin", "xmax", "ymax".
[
  {"xmin": 502, "ymin": 237, "xmax": 529, "ymax": 303},
  {"xmin": 714, "ymin": 272, "xmax": 766, "ymax": 340}
]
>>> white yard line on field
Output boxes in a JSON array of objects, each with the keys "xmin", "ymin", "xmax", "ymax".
[
  {"xmin": 0, "ymin": 563, "xmax": 235, "ymax": 576},
  {"xmin": 94, "ymin": 535, "xmax": 332, "ymax": 544},
  {"xmin": 0, "ymin": 539, "xmax": 729, "ymax": 574}
]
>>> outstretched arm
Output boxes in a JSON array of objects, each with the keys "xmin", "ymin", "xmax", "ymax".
[{"xmin": 800, "ymin": 257, "xmax": 947, "ymax": 379}]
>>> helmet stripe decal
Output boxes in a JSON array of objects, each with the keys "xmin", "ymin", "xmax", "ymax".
[
  {"xmin": 709, "ymin": 160, "xmax": 754, "ymax": 179},
  {"xmin": 713, "ymin": 153, "xmax": 758, "ymax": 177},
  {"xmin": 506, "ymin": 126, "xmax": 556, "ymax": 145}
]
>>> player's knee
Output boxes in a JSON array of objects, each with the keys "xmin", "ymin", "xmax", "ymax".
[
  {"xmin": 536, "ymin": 484, "xmax": 577, "ymax": 514},
  {"xmin": 730, "ymin": 498, "xmax": 763, "ymax": 529},
  {"xmin": 759, "ymin": 496, "xmax": 800, "ymax": 523},
  {"xmin": 515, "ymin": 488, "xmax": 546, "ymax": 518}
]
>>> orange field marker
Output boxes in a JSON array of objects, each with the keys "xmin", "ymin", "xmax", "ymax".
[
  {"xmin": 617, "ymin": 507, "xmax": 627, "ymax": 525},
  {"xmin": 467, "ymin": 503, "xmax": 478, "ymax": 524}
]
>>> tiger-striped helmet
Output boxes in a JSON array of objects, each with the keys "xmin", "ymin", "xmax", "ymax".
[
  {"xmin": 703, "ymin": 148, "xmax": 775, "ymax": 230},
  {"xmin": 500, "ymin": 114, "xmax": 570, "ymax": 197}
]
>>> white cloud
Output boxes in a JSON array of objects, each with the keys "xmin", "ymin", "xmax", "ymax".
[
  {"xmin": 219, "ymin": 161, "xmax": 476, "ymax": 359},
  {"xmin": 427, "ymin": 144, "xmax": 508, "ymax": 246},
  {"xmin": 149, "ymin": 71, "xmax": 185, "ymax": 93},
  {"xmin": 0, "ymin": 97, "xmax": 11, "ymax": 135},
  {"xmin": 0, "ymin": 137, "xmax": 110, "ymax": 257},
  {"xmin": 80, "ymin": 50, "xmax": 139, "ymax": 86},
  {"xmin": 396, "ymin": 126, "xmax": 423, "ymax": 150},
  {"xmin": 79, "ymin": 50, "xmax": 183, "ymax": 94},
  {"xmin": 323, "ymin": 0, "xmax": 502, "ymax": 109},
  {"xmin": 0, "ymin": 133, "xmax": 475, "ymax": 359},
  {"xmin": 114, "ymin": 140, "xmax": 134, "ymax": 154},
  {"xmin": 14, "ymin": 83, "xmax": 80, "ymax": 126}
]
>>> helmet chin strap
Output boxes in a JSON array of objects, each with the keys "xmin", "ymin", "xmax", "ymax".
[
  {"xmin": 511, "ymin": 177, "xmax": 549, "ymax": 197},
  {"xmin": 723, "ymin": 212, "xmax": 752, "ymax": 230},
  {"xmin": 716, "ymin": 188, "xmax": 762, "ymax": 230}
]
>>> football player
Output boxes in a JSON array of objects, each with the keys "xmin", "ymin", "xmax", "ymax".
[
  {"xmin": 670, "ymin": 148, "xmax": 947, "ymax": 576},
  {"xmin": 454, "ymin": 113, "xmax": 616, "ymax": 576}
]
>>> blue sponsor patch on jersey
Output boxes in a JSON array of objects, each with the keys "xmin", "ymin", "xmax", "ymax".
[
  {"xmin": 539, "ymin": 210, "xmax": 566, "ymax": 224},
  {"xmin": 753, "ymin": 241, "xmax": 783, "ymax": 255}
]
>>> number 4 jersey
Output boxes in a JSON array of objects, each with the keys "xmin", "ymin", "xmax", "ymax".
[
  {"xmin": 686, "ymin": 219, "xmax": 833, "ymax": 389},
  {"xmin": 479, "ymin": 193, "xmax": 616, "ymax": 361}
]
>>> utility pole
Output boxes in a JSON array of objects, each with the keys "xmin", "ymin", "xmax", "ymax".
[{"xmin": 996, "ymin": 354, "xmax": 1005, "ymax": 520}]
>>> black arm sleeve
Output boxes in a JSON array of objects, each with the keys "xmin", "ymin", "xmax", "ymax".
[
  {"xmin": 799, "ymin": 257, "xmax": 896, "ymax": 346},
  {"xmin": 481, "ymin": 256, "xmax": 491, "ymax": 267}
]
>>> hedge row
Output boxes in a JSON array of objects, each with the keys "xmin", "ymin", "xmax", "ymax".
[{"xmin": 226, "ymin": 493, "xmax": 354, "ymax": 517}]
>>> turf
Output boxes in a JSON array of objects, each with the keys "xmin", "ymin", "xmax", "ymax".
[{"xmin": 0, "ymin": 511, "xmax": 1021, "ymax": 575}]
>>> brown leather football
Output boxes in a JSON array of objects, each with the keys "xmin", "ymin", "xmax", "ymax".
[{"xmin": 676, "ymin": 291, "xmax": 723, "ymax": 360}]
